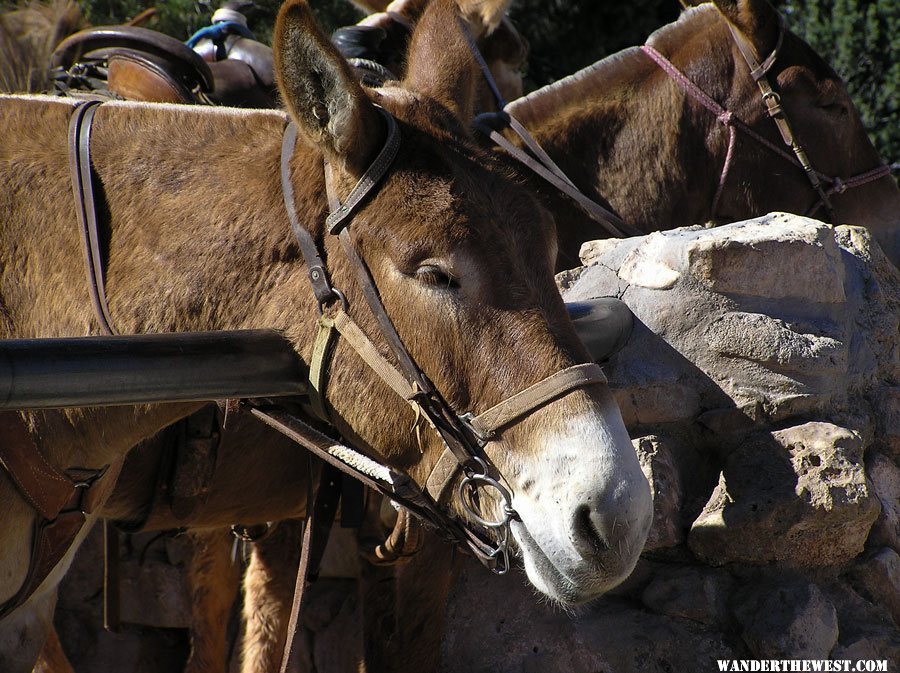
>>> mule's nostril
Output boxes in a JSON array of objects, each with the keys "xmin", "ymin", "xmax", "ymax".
[{"xmin": 573, "ymin": 504, "xmax": 610, "ymax": 556}]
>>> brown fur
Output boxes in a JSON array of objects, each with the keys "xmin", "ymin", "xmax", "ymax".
[
  {"xmin": 0, "ymin": 1, "xmax": 605, "ymax": 671},
  {"xmin": 507, "ymin": 0, "xmax": 900, "ymax": 268},
  {"xmin": 0, "ymin": 0, "xmax": 83, "ymax": 93}
]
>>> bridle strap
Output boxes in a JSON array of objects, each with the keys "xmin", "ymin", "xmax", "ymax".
[
  {"xmin": 725, "ymin": 20, "xmax": 834, "ymax": 217},
  {"xmin": 455, "ymin": 16, "xmax": 638, "ymax": 239},
  {"xmin": 68, "ymin": 99, "xmax": 116, "ymax": 335},
  {"xmin": 281, "ymin": 122, "xmax": 337, "ymax": 306},
  {"xmin": 425, "ymin": 362, "xmax": 607, "ymax": 503},
  {"xmin": 640, "ymin": 39, "xmax": 894, "ymax": 221},
  {"xmin": 325, "ymin": 109, "xmax": 401, "ymax": 234},
  {"xmin": 464, "ymin": 363, "xmax": 607, "ymax": 442}
]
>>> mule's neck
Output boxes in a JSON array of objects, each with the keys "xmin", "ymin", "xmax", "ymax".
[{"xmin": 506, "ymin": 44, "xmax": 726, "ymax": 246}]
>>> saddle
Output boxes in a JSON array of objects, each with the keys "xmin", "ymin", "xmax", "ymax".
[{"xmin": 50, "ymin": 11, "xmax": 276, "ymax": 107}]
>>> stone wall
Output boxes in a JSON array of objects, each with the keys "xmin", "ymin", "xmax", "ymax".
[
  {"xmin": 441, "ymin": 214, "xmax": 899, "ymax": 672},
  {"xmin": 55, "ymin": 214, "xmax": 899, "ymax": 672}
]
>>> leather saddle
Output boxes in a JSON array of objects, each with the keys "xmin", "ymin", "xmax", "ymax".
[{"xmin": 50, "ymin": 21, "xmax": 276, "ymax": 108}]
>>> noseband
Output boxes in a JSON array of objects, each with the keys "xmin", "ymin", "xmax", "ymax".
[
  {"xmin": 276, "ymin": 105, "xmax": 608, "ymax": 574},
  {"xmin": 641, "ymin": 15, "xmax": 894, "ymax": 222}
]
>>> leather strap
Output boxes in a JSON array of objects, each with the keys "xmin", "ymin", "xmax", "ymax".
[
  {"xmin": 725, "ymin": 20, "xmax": 833, "ymax": 217},
  {"xmin": 465, "ymin": 363, "xmax": 607, "ymax": 441},
  {"xmin": 324, "ymin": 108, "xmax": 401, "ymax": 234},
  {"xmin": 68, "ymin": 100, "xmax": 117, "ymax": 336},
  {"xmin": 473, "ymin": 115, "xmax": 637, "ymax": 238},
  {"xmin": 0, "ymin": 412, "xmax": 123, "ymax": 620},
  {"xmin": 455, "ymin": 17, "xmax": 637, "ymax": 239},
  {"xmin": 279, "ymin": 462, "xmax": 343, "ymax": 673},
  {"xmin": 281, "ymin": 122, "xmax": 336, "ymax": 306},
  {"xmin": 0, "ymin": 413, "xmax": 77, "ymax": 520}
]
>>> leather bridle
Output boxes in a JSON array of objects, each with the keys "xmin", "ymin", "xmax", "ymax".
[
  {"xmin": 275, "ymin": 107, "xmax": 608, "ymax": 574},
  {"xmin": 641, "ymin": 15, "xmax": 894, "ymax": 222}
]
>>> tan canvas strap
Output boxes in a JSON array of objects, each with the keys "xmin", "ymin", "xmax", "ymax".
[
  {"xmin": 308, "ymin": 315, "xmax": 338, "ymax": 422},
  {"xmin": 426, "ymin": 363, "xmax": 607, "ymax": 503},
  {"xmin": 331, "ymin": 309, "xmax": 417, "ymax": 402},
  {"xmin": 464, "ymin": 363, "xmax": 607, "ymax": 441}
]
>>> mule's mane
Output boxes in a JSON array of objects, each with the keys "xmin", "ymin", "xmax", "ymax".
[
  {"xmin": 0, "ymin": 93, "xmax": 288, "ymax": 121},
  {"xmin": 507, "ymin": 4, "xmax": 719, "ymax": 120},
  {"xmin": 645, "ymin": 4, "xmax": 719, "ymax": 52}
]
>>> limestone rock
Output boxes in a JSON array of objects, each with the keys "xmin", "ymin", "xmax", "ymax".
[
  {"xmin": 867, "ymin": 452, "xmax": 900, "ymax": 552},
  {"xmin": 688, "ymin": 423, "xmax": 880, "ymax": 567},
  {"xmin": 848, "ymin": 548, "xmax": 900, "ymax": 625},
  {"xmin": 732, "ymin": 577, "xmax": 838, "ymax": 658},
  {"xmin": 634, "ymin": 435, "xmax": 683, "ymax": 550},
  {"xmin": 685, "ymin": 214, "xmax": 846, "ymax": 303},
  {"xmin": 640, "ymin": 566, "xmax": 732, "ymax": 624},
  {"xmin": 875, "ymin": 387, "xmax": 900, "ymax": 459},
  {"xmin": 118, "ymin": 560, "xmax": 192, "ymax": 629}
]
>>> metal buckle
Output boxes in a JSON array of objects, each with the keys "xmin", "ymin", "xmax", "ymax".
[
  {"xmin": 317, "ymin": 287, "xmax": 348, "ymax": 315},
  {"xmin": 458, "ymin": 412, "xmax": 491, "ymax": 446}
]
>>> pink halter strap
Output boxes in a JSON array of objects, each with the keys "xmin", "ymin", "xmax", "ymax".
[{"xmin": 640, "ymin": 43, "xmax": 893, "ymax": 220}]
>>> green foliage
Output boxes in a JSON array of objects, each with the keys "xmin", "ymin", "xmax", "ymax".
[
  {"xmin": 75, "ymin": 0, "xmax": 361, "ymax": 45},
  {"xmin": 507, "ymin": 0, "xmax": 680, "ymax": 91},
  {"xmin": 778, "ymin": 0, "xmax": 898, "ymax": 160}
]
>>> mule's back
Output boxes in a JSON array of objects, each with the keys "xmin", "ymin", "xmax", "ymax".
[{"xmin": 0, "ymin": 95, "xmax": 302, "ymax": 339}]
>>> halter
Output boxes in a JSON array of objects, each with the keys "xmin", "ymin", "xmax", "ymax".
[
  {"xmin": 641, "ymin": 15, "xmax": 894, "ymax": 222},
  {"xmin": 276, "ymin": 107, "xmax": 609, "ymax": 574}
]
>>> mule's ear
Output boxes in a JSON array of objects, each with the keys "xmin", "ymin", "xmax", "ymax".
[
  {"xmin": 403, "ymin": 0, "xmax": 477, "ymax": 121},
  {"xmin": 274, "ymin": 0, "xmax": 384, "ymax": 175},
  {"xmin": 457, "ymin": 0, "xmax": 512, "ymax": 34},
  {"xmin": 712, "ymin": 0, "xmax": 780, "ymax": 56}
]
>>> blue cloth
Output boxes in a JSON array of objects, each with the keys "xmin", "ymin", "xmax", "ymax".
[{"xmin": 186, "ymin": 21, "xmax": 255, "ymax": 48}]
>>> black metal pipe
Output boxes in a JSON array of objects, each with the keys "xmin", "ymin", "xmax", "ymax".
[{"xmin": 0, "ymin": 330, "xmax": 307, "ymax": 410}]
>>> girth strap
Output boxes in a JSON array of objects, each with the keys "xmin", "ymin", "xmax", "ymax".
[
  {"xmin": 0, "ymin": 412, "xmax": 122, "ymax": 620},
  {"xmin": 68, "ymin": 100, "xmax": 116, "ymax": 336}
]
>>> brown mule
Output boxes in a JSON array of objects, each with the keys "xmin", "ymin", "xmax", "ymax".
[
  {"xmin": 492, "ymin": 0, "xmax": 898, "ymax": 269},
  {"xmin": 0, "ymin": 2, "xmax": 651, "ymax": 673}
]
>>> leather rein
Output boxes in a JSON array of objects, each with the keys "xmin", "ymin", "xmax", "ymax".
[
  {"xmin": 641, "ymin": 16, "xmax": 894, "ymax": 222},
  {"xmin": 459, "ymin": 19, "xmax": 641, "ymax": 239}
]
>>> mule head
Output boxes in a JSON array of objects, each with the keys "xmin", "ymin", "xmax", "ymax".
[
  {"xmin": 274, "ymin": 0, "xmax": 651, "ymax": 604},
  {"xmin": 700, "ymin": 0, "xmax": 898, "ymax": 263},
  {"xmin": 354, "ymin": 0, "xmax": 526, "ymax": 110}
]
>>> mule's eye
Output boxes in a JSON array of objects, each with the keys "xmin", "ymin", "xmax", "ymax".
[{"xmin": 415, "ymin": 264, "xmax": 459, "ymax": 289}]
